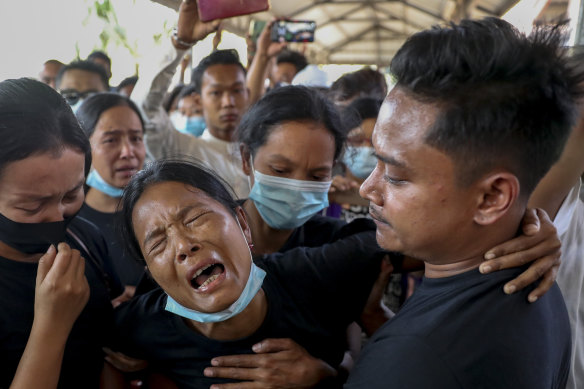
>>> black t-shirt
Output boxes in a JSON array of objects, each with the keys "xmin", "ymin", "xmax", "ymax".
[
  {"xmin": 345, "ymin": 267, "xmax": 571, "ymax": 389},
  {"xmin": 114, "ymin": 229, "xmax": 385, "ymax": 389},
  {"xmin": 0, "ymin": 216, "xmax": 122, "ymax": 389},
  {"xmin": 79, "ymin": 203, "xmax": 145, "ymax": 286},
  {"xmin": 277, "ymin": 212, "xmax": 347, "ymax": 252}
]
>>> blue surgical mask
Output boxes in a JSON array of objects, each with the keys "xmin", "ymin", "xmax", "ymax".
[
  {"xmin": 249, "ymin": 170, "xmax": 332, "ymax": 229},
  {"xmin": 165, "ymin": 221, "xmax": 266, "ymax": 323},
  {"xmin": 343, "ymin": 146, "xmax": 377, "ymax": 179},
  {"xmin": 171, "ymin": 111, "xmax": 206, "ymax": 137},
  {"xmin": 86, "ymin": 169, "xmax": 124, "ymax": 198}
]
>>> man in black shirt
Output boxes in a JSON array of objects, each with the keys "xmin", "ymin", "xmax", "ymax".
[{"xmin": 346, "ymin": 18, "xmax": 583, "ymax": 389}]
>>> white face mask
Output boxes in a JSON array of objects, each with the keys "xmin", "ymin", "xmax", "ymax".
[{"xmin": 164, "ymin": 219, "xmax": 266, "ymax": 323}]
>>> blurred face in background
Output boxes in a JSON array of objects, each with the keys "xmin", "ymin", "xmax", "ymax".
[
  {"xmin": 89, "ymin": 105, "xmax": 146, "ymax": 189},
  {"xmin": 199, "ymin": 64, "xmax": 249, "ymax": 141}
]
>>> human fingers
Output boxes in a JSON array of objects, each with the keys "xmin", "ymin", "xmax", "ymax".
[
  {"xmin": 210, "ymin": 354, "xmax": 265, "ymax": 368},
  {"xmin": 45, "ymin": 242, "xmax": 74, "ymax": 279},
  {"xmin": 252, "ymin": 338, "xmax": 299, "ymax": 354},
  {"xmin": 501, "ymin": 253, "xmax": 560, "ymax": 297},
  {"xmin": 525, "ymin": 264, "xmax": 559, "ymax": 303},
  {"xmin": 480, "ymin": 232, "xmax": 560, "ymax": 274},
  {"xmin": 520, "ymin": 207, "xmax": 540, "ymax": 235},
  {"xmin": 36, "ymin": 244, "xmax": 57, "ymax": 286},
  {"xmin": 204, "ymin": 366, "xmax": 263, "ymax": 382}
]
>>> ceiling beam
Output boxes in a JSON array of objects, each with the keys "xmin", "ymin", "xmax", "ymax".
[
  {"xmin": 400, "ymin": 1, "xmax": 446, "ymax": 21},
  {"xmin": 370, "ymin": 3, "xmax": 427, "ymax": 30},
  {"xmin": 327, "ymin": 25, "xmax": 379, "ymax": 54},
  {"xmin": 494, "ymin": 0, "xmax": 521, "ymax": 16},
  {"xmin": 288, "ymin": 0, "xmax": 331, "ymax": 18}
]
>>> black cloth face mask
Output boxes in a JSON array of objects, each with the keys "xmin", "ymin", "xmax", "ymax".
[{"xmin": 0, "ymin": 211, "xmax": 76, "ymax": 254}]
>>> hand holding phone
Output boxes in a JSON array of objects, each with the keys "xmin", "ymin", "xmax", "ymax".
[
  {"xmin": 271, "ymin": 20, "xmax": 316, "ymax": 43},
  {"xmin": 173, "ymin": 0, "xmax": 221, "ymax": 49},
  {"xmin": 197, "ymin": 0, "xmax": 270, "ymax": 22}
]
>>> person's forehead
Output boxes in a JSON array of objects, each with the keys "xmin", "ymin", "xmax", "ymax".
[
  {"xmin": 374, "ymin": 89, "xmax": 439, "ymax": 144},
  {"xmin": 42, "ymin": 62, "xmax": 61, "ymax": 75},
  {"xmin": 202, "ymin": 64, "xmax": 245, "ymax": 86},
  {"xmin": 60, "ymin": 69, "xmax": 106, "ymax": 92}
]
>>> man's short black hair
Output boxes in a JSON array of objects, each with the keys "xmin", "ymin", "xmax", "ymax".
[
  {"xmin": 88, "ymin": 50, "xmax": 112, "ymax": 67},
  {"xmin": 177, "ymin": 84, "xmax": 198, "ymax": 101},
  {"xmin": 56, "ymin": 60, "xmax": 110, "ymax": 91},
  {"xmin": 276, "ymin": 50, "xmax": 308, "ymax": 73},
  {"xmin": 342, "ymin": 97, "xmax": 383, "ymax": 132},
  {"xmin": 391, "ymin": 17, "xmax": 584, "ymax": 198},
  {"xmin": 329, "ymin": 68, "xmax": 387, "ymax": 103},
  {"xmin": 190, "ymin": 50, "xmax": 246, "ymax": 94}
]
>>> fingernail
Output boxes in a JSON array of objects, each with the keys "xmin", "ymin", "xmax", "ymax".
[
  {"xmin": 211, "ymin": 359, "xmax": 219, "ymax": 366},
  {"xmin": 504, "ymin": 285, "xmax": 516, "ymax": 294},
  {"xmin": 204, "ymin": 368, "xmax": 214, "ymax": 377},
  {"xmin": 528, "ymin": 295, "xmax": 538, "ymax": 303},
  {"xmin": 252, "ymin": 343, "xmax": 261, "ymax": 352},
  {"xmin": 525, "ymin": 224, "xmax": 538, "ymax": 234},
  {"xmin": 48, "ymin": 244, "xmax": 56, "ymax": 253},
  {"xmin": 479, "ymin": 264, "xmax": 491, "ymax": 274},
  {"xmin": 484, "ymin": 252, "xmax": 496, "ymax": 260}
]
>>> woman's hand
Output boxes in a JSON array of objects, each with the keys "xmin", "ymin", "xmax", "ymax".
[
  {"xmin": 204, "ymin": 338, "xmax": 337, "ymax": 388},
  {"xmin": 256, "ymin": 20, "xmax": 287, "ymax": 60},
  {"xmin": 34, "ymin": 243, "xmax": 90, "ymax": 337},
  {"xmin": 10, "ymin": 243, "xmax": 90, "ymax": 389},
  {"xmin": 111, "ymin": 285, "xmax": 136, "ymax": 308},
  {"xmin": 103, "ymin": 347, "xmax": 149, "ymax": 373},
  {"xmin": 173, "ymin": 0, "xmax": 221, "ymax": 50},
  {"xmin": 479, "ymin": 208, "xmax": 561, "ymax": 302},
  {"xmin": 329, "ymin": 175, "xmax": 359, "ymax": 193},
  {"xmin": 360, "ymin": 255, "xmax": 394, "ymax": 336}
]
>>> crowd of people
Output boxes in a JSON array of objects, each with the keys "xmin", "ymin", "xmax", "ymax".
[{"xmin": 2, "ymin": 0, "xmax": 584, "ymax": 388}]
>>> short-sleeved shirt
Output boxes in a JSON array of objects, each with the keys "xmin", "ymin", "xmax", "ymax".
[
  {"xmin": 0, "ymin": 216, "xmax": 122, "ymax": 389},
  {"xmin": 346, "ymin": 267, "xmax": 571, "ymax": 389},
  {"xmin": 114, "ymin": 229, "xmax": 386, "ymax": 389}
]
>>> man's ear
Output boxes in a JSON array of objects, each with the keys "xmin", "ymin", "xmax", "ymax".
[
  {"xmin": 240, "ymin": 144, "xmax": 252, "ymax": 176},
  {"xmin": 473, "ymin": 172, "xmax": 520, "ymax": 226},
  {"xmin": 235, "ymin": 206, "xmax": 252, "ymax": 243}
]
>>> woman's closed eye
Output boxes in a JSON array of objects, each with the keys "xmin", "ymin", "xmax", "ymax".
[
  {"xmin": 147, "ymin": 237, "xmax": 167, "ymax": 255},
  {"xmin": 185, "ymin": 210, "xmax": 212, "ymax": 226}
]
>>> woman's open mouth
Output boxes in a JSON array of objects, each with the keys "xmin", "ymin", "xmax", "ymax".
[{"xmin": 190, "ymin": 263, "xmax": 225, "ymax": 290}]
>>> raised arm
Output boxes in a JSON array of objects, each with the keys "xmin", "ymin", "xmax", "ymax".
[
  {"xmin": 132, "ymin": 0, "xmax": 220, "ymax": 160},
  {"xmin": 528, "ymin": 104, "xmax": 584, "ymax": 219},
  {"xmin": 10, "ymin": 244, "xmax": 89, "ymax": 389},
  {"xmin": 246, "ymin": 20, "xmax": 287, "ymax": 105}
]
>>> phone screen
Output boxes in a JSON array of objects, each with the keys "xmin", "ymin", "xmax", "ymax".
[{"xmin": 271, "ymin": 20, "xmax": 316, "ymax": 42}]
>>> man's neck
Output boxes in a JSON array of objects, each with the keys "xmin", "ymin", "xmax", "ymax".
[
  {"xmin": 424, "ymin": 255, "xmax": 485, "ymax": 278},
  {"xmin": 421, "ymin": 215, "xmax": 523, "ymax": 279},
  {"xmin": 208, "ymin": 126, "xmax": 234, "ymax": 142}
]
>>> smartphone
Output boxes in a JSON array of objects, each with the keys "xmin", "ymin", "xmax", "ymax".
[
  {"xmin": 249, "ymin": 20, "xmax": 267, "ymax": 43},
  {"xmin": 197, "ymin": 0, "xmax": 270, "ymax": 22},
  {"xmin": 271, "ymin": 20, "xmax": 316, "ymax": 43}
]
